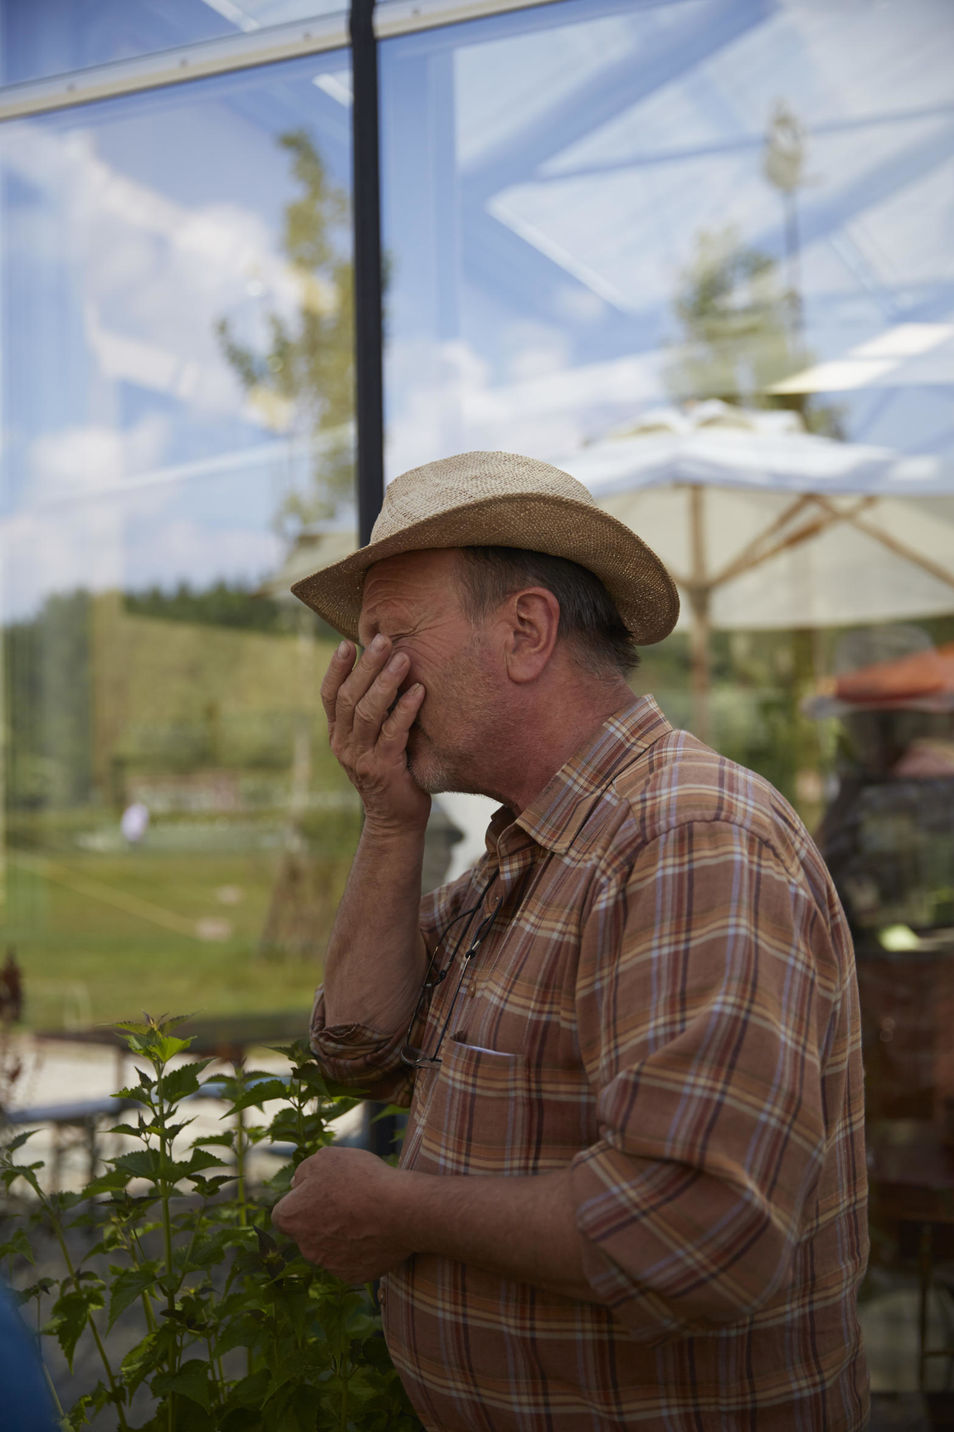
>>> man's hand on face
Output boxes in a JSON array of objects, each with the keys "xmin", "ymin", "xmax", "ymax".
[
  {"xmin": 271, "ymin": 1146, "xmax": 412, "ymax": 1284},
  {"xmin": 321, "ymin": 636, "xmax": 430, "ymax": 833}
]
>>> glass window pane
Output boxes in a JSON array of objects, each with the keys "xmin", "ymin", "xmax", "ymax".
[
  {"xmin": 379, "ymin": 0, "xmax": 954, "ymax": 788},
  {"xmin": 0, "ymin": 0, "xmax": 349, "ymax": 88},
  {"xmin": 1, "ymin": 50, "xmax": 359, "ymax": 1027},
  {"xmin": 379, "ymin": 0, "xmax": 954, "ymax": 1333}
]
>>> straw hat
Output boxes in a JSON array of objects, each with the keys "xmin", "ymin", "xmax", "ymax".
[{"xmin": 291, "ymin": 450, "xmax": 679, "ymax": 644}]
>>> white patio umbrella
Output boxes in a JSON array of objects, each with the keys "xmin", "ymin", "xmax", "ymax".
[{"xmin": 566, "ymin": 402, "xmax": 954, "ymax": 738}]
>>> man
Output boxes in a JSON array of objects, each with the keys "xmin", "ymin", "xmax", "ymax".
[{"xmin": 273, "ymin": 452, "xmax": 869, "ymax": 1431}]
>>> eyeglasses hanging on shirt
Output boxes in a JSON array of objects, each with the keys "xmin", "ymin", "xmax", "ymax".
[{"xmin": 400, "ymin": 875, "xmax": 501, "ymax": 1068}]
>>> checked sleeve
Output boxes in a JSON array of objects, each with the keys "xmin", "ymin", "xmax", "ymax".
[{"xmin": 568, "ymin": 816, "xmax": 853, "ymax": 1339}]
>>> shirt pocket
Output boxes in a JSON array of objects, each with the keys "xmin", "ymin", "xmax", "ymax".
[{"xmin": 410, "ymin": 1037, "xmax": 533, "ymax": 1178}]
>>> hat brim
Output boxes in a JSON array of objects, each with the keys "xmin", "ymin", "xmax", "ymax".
[{"xmin": 291, "ymin": 492, "xmax": 679, "ymax": 645}]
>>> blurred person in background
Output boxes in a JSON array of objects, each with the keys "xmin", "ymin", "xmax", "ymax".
[{"xmin": 810, "ymin": 626, "xmax": 954, "ymax": 1125}]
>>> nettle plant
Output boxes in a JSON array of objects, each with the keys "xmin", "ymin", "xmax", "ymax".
[{"xmin": 0, "ymin": 1015, "xmax": 422, "ymax": 1431}]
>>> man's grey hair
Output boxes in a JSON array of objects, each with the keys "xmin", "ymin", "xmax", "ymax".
[{"xmin": 455, "ymin": 546, "xmax": 640, "ymax": 679}]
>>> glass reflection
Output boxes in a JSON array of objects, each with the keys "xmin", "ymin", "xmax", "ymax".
[
  {"xmin": 1, "ymin": 0, "xmax": 351, "ymax": 87},
  {"xmin": 0, "ymin": 51, "xmax": 358, "ymax": 1028},
  {"xmin": 379, "ymin": 0, "xmax": 954, "ymax": 796},
  {"xmin": 379, "ymin": 0, "xmax": 954, "ymax": 1398}
]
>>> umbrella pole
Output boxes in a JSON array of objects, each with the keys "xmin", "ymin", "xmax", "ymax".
[
  {"xmin": 687, "ymin": 486, "xmax": 712, "ymax": 744},
  {"xmin": 688, "ymin": 587, "xmax": 712, "ymax": 745}
]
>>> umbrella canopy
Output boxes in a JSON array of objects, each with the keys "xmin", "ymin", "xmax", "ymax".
[{"xmin": 567, "ymin": 403, "xmax": 954, "ymax": 737}]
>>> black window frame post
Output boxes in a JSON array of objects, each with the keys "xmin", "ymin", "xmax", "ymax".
[
  {"xmin": 350, "ymin": 0, "xmax": 385, "ymax": 549},
  {"xmin": 350, "ymin": 0, "xmax": 403, "ymax": 1162}
]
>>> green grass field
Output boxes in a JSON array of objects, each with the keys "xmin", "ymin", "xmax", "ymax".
[{"xmin": 3, "ymin": 843, "xmax": 351, "ymax": 1032}]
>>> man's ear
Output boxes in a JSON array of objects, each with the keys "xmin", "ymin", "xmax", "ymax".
[{"xmin": 503, "ymin": 588, "xmax": 561, "ymax": 682}]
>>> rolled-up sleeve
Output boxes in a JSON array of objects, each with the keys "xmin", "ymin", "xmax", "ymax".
[
  {"xmin": 309, "ymin": 866, "xmax": 482, "ymax": 1104},
  {"xmin": 570, "ymin": 818, "xmax": 839, "ymax": 1338},
  {"xmin": 309, "ymin": 990, "xmax": 415, "ymax": 1104}
]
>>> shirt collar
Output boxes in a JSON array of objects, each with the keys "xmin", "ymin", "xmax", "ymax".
[{"xmin": 484, "ymin": 694, "xmax": 672, "ymax": 862}]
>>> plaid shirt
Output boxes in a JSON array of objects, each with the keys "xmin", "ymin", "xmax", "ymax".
[{"xmin": 312, "ymin": 697, "xmax": 869, "ymax": 1431}]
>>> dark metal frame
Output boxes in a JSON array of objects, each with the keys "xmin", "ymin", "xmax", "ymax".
[
  {"xmin": 350, "ymin": 2, "xmax": 401, "ymax": 1161},
  {"xmin": 350, "ymin": 0, "xmax": 385, "ymax": 547}
]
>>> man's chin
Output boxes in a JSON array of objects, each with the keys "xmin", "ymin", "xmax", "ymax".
[{"xmin": 407, "ymin": 755, "xmax": 450, "ymax": 796}]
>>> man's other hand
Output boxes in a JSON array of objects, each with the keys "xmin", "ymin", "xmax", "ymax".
[
  {"xmin": 271, "ymin": 1145, "xmax": 412, "ymax": 1283},
  {"xmin": 320, "ymin": 637, "xmax": 429, "ymax": 833}
]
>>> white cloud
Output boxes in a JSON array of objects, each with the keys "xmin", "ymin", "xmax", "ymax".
[
  {"xmin": 0, "ymin": 500, "xmax": 282, "ymax": 620},
  {"xmin": 122, "ymin": 515, "xmax": 282, "ymax": 594},
  {"xmin": 27, "ymin": 417, "xmax": 170, "ymax": 506},
  {"xmin": 5, "ymin": 121, "xmax": 325, "ymax": 423},
  {"xmin": 385, "ymin": 336, "xmax": 664, "ymax": 479},
  {"xmin": 0, "ymin": 503, "xmax": 125, "ymax": 618},
  {"xmin": 3, "ymin": 414, "xmax": 285, "ymax": 617}
]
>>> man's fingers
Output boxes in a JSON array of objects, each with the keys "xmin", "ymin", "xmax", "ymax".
[
  {"xmin": 320, "ymin": 640, "xmax": 356, "ymax": 724},
  {"xmin": 379, "ymin": 683, "xmax": 425, "ymax": 747},
  {"xmin": 328, "ymin": 635, "xmax": 393, "ymax": 731},
  {"xmin": 351, "ymin": 651, "xmax": 411, "ymax": 740}
]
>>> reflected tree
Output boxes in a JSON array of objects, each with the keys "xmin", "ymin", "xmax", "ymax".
[
  {"xmin": 216, "ymin": 129, "xmax": 354, "ymax": 535},
  {"xmin": 6, "ymin": 590, "xmax": 93, "ymax": 811},
  {"xmin": 666, "ymin": 103, "xmax": 838, "ymax": 436},
  {"xmin": 217, "ymin": 129, "xmax": 358, "ymax": 961},
  {"xmin": 664, "ymin": 223, "xmax": 839, "ymax": 437},
  {"xmin": 762, "ymin": 100, "xmax": 810, "ymax": 343}
]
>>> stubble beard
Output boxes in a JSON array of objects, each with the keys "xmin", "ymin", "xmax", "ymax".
[
  {"xmin": 402, "ymin": 623, "xmax": 498, "ymax": 798},
  {"xmin": 405, "ymin": 729, "xmax": 456, "ymax": 796}
]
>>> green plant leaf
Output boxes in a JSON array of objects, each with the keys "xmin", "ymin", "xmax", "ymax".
[
  {"xmin": 153, "ymin": 1033, "xmax": 194, "ymax": 1062},
  {"xmin": 160, "ymin": 1148, "xmax": 228, "ymax": 1185},
  {"xmin": 222, "ymin": 1366, "xmax": 271, "ymax": 1407},
  {"xmin": 212, "ymin": 1310, "xmax": 267, "ymax": 1358},
  {"xmin": 160, "ymin": 1120, "xmax": 194, "ymax": 1141},
  {"xmin": 115, "ymin": 1012, "xmax": 193, "ymax": 1039},
  {"xmin": 47, "ymin": 1285, "xmax": 104, "ymax": 1371},
  {"xmin": 183, "ymin": 1148, "xmax": 227, "ymax": 1175},
  {"xmin": 108, "ymin": 1122, "xmax": 145, "ymax": 1138},
  {"xmin": 121, "ymin": 1324, "xmax": 176, "ymax": 1395},
  {"xmin": 65, "ymin": 1379, "xmax": 117, "ymax": 1431},
  {"xmin": 227, "ymin": 1078, "xmax": 291, "ymax": 1113},
  {"xmin": 151, "ymin": 1357, "xmax": 214, "ymax": 1409},
  {"xmin": 115, "ymin": 1077, "xmax": 155, "ymax": 1105},
  {"xmin": 189, "ymin": 1174, "xmax": 233, "ymax": 1198},
  {"xmin": 1, "ymin": 1161, "xmax": 43, "ymax": 1197},
  {"xmin": 113, "ymin": 1018, "xmax": 153, "ymax": 1035},
  {"xmin": 1, "ymin": 1127, "xmax": 38, "ymax": 1155},
  {"xmin": 161, "ymin": 1059, "xmax": 215, "ymax": 1105},
  {"xmin": 18, "ymin": 1276, "xmax": 56, "ymax": 1302},
  {"xmin": 107, "ymin": 1264, "xmax": 160, "ymax": 1330},
  {"xmin": 113, "ymin": 1149, "xmax": 162, "ymax": 1181},
  {"xmin": 25, "ymin": 1013, "xmax": 416, "ymax": 1429},
  {"xmin": 192, "ymin": 1132, "xmax": 234, "ymax": 1148},
  {"xmin": 83, "ymin": 1166, "xmax": 134, "ymax": 1196},
  {"xmin": 0, "ymin": 1224, "xmax": 35, "ymax": 1264},
  {"xmin": 327, "ymin": 1100, "xmax": 362, "ymax": 1124}
]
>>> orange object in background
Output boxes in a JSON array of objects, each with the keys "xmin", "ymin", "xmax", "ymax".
[{"xmin": 831, "ymin": 643, "xmax": 954, "ymax": 708}]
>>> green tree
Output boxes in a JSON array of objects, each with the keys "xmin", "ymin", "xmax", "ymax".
[
  {"xmin": 124, "ymin": 580, "xmax": 290, "ymax": 634},
  {"xmin": 216, "ymin": 130, "xmax": 360, "ymax": 962}
]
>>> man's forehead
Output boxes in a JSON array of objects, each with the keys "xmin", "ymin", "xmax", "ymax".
[{"xmin": 358, "ymin": 547, "xmax": 462, "ymax": 625}]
